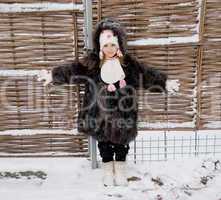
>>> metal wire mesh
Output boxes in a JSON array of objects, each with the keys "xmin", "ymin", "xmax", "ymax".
[{"xmin": 128, "ymin": 132, "xmax": 221, "ymax": 162}]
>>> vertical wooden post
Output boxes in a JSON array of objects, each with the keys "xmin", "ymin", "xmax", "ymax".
[
  {"xmin": 98, "ymin": 0, "xmax": 102, "ymax": 22},
  {"xmin": 196, "ymin": 0, "xmax": 207, "ymax": 130},
  {"xmin": 73, "ymin": 12, "xmax": 78, "ymax": 59}
]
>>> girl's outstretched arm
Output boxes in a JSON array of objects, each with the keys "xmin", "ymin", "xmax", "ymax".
[
  {"xmin": 37, "ymin": 51, "xmax": 98, "ymax": 86},
  {"xmin": 52, "ymin": 61, "xmax": 88, "ymax": 85},
  {"xmin": 138, "ymin": 63, "xmax": 167, "ymax": 92},
  {"xmin": 126, "ymin": 55, "xmax": 168, "ymax": 92},
  {"xmin": 134, "ymin": 57, "xmax": 180, "ymax": 94}
]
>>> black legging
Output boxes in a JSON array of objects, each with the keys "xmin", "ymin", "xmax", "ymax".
[{"xmin": 98, "ymin": 141, "xmax": 130, "ymax": 163}]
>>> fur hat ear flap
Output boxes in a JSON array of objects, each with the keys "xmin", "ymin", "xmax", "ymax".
[
  {"xmin": 117, "ymin": 49, "xmax": 123, "ymax": 58},
  {"xmin": 99, "ymin": 50, "xmax": 104, "ymax": 60}
]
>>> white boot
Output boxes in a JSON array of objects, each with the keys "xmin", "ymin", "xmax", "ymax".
[
  {"xmin": 114, "ymin": 161, "xmax": 128, "ymax": 186},
  {"xmin": 102, "ymin": 161, "xmax": 115, "ymax": 187}
]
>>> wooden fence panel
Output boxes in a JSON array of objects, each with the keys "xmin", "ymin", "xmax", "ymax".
[
  {"xmin": 0, "ymin": 76, "xmax": 80, "ymax": 130},
  {"xmin": 0, "ymin": 1, "xmax": 88, "ymax": 156},
  {"xmin": 199, "ymin": 0, "xmax": 221, "ymax": 129},
  {"xmin": 99, "ymin": 0, "xmax": 199, "ymax": 40},
  {"xmin": 0, "ymin": 12, "xmax": 84, "ymax": 69},
  {"xmin": 131, "ymin": 45, "xmax": 198, "ymax": 130},
  {"xmin": 97, "ymin": 0, "xmax": 200, "ymax": 130},
  {"xmin": 1, "ymin": 0, "xmax": 221, "ymax": 156},
  {"xmin": 0, "ymin": 134, "xmax": 88, "ymax": 156}
]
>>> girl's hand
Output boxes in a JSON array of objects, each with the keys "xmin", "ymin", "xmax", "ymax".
[
  {"xmin": 166, "ymin": 79, "xmax": 180, "ymax": 94},
  {"xmin": 37, "ymin": 69, "xmax": 52, "ymax": 86}
]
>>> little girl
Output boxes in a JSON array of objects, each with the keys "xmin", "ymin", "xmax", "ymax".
[{"xmin": 39, "ymin": 18, "xmax": 168, "ymax": 187}]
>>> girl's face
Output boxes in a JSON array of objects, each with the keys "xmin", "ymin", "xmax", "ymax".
[{"xmin": 102, "ymin": 43, "xmax": 118, "ymax": 59}]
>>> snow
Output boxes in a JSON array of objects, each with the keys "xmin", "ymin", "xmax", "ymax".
[
  {"xmin": 128, "ymin": 35, "xmax": 199, "ymax": 46},
  {"xmin": 138, "ymin": 121, "xmax": 195, "ymax": 128},
  {"xmin": 0, "ymin": 129, "xmax": 78, "ymax": 136},
  {"xmin": 197, "ymin": 0, "xmax": 203, "ymax": 35},
  {"xmin": 0, "ymin": 3, "xmax": 83, "ymax": 13},
  {"xmin": 177, "ymin": 2, "xmax": 193, "ymax": 7},
  {"xmin": 0, "ymin": 152, "xmax": 86, "ymax": 157},
  {"xmin": 0, "ymin": 69, "xmax": 45, "ymax": 77},
  {"xmin": 128, "ymin": 0, "xmax": 203, "ymax": 46},
  {"xmin": 0, "ymin": 156, "xmax": 221, "ymax": 200},
  {"xmin": 205, "ymin": 121, "xmax": 221, "ymax": 129},
  {"xmin": 208, "ymin": 38, "xmax": 221, "ymax": 42},
  {"xmin": 191, "ymin": 70, "xmax": 198, "ymax": 127}
]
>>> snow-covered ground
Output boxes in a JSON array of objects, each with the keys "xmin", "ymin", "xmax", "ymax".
[{"xmin": 0, "ymin": 156, "xmax": 221, "ymax": 200}]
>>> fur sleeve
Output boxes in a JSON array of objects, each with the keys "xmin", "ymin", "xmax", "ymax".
[
  {"xmin": 52, "ymin": 61, "xmax": 87, "ymax": 85},
  {"xmin": 139, "ymin": 63, "xmax": 167, "ymax": 92},
  {"xmin": 52, "ymin": 51, "xmax": 98, "ymax": 85},
  {"xmin": 127, "ymin": 55, "xmax": 167, "ymax": 92}
]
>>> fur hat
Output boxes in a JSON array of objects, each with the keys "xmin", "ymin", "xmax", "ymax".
[
  {"xmin": 93, "ymin": 18, "xmax": 127, "ymax": 58},
  {"xmin": 99, "ymin": 30, "xmax": 123, "ymax": 60},
  {"xmin": 99, "ymin": 30, "xmax": 119, "ymax": 50}
]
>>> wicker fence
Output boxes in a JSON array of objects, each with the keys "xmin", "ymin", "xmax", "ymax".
[
  {"xmin": 0, "ymin": 0, "xmax": 221, "ymax": 156},
  {"xmin": 0, "ymin": 0, "xmax": 87, "ymax": 156}
]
